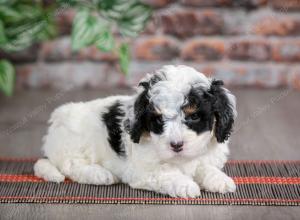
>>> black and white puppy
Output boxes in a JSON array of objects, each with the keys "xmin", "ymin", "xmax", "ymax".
[{"xmin": 34, "ymin": 65, "xmax": 237, "ymax": 197}]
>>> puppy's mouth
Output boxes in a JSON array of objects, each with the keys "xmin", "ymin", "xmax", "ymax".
[
  {"xmin": 165, "ymin": 151, "xmax": 195, "ymax": 164},
  {"xmin": 170, "ymin": 144, "xmax": 206, "ymax": 160},
  {"xmin": 172, "ymin": 148, "xmax": 183, "ymax": 153},
  {"xmin": 170, "ymin": 148, "xmax": 191, "ymax": 158}
]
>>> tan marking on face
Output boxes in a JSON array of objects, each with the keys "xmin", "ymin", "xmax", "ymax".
[
  {"xmin": 141, "ymin": 132, "xmax": 150, "ymax": 139},
  {"xmin": 183, "ymin": 105, "xmax": 197, "ymax": 115},
  {"xmin": 153, "ymin": 106, "xmax": 162, "ymax": 116}
]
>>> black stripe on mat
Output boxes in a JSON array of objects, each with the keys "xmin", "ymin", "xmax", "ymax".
[{"xmin": 0, "ymin": 182, "xmax": 299, "ymax": 205}]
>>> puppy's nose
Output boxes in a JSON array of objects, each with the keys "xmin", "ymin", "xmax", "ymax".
[{"xmin": 170, "ymin": 141, "xmax": 184, "ymax": 152}]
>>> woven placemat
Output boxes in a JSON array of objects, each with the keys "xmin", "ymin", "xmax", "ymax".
[{"xmin": 0, "ymin": 158, "xmax": 299, "ymax": 205}]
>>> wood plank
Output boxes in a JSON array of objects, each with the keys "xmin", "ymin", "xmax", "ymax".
[{"xmin": 0, "ymin": 204, "xmax": 300, "ymax": 220}]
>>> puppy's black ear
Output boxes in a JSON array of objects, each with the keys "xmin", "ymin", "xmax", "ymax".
[
  {"xmin": 130, "ymin": 73, "xmax": 164, "ymax": 143},
  {"xmin": 130, "ymin": 87, "xmax": 149, "ymax": 143},
  {"xmin": 209, "ymin": 80, "xmax": 237, "ymax": 143}
]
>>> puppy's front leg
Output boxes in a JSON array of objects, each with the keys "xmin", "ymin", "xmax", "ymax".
[
  {"xmin": 129, "ymin": 167, "xmax": 200, "ymax": 198},
  {"xmin": 194, "ymin": 164, "xmax": 236, "ymax": 193}
]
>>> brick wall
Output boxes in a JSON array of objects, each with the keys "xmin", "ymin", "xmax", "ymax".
[{"xmin": 2, "ymin": 0, "xmax": 300, "ymax": 90}]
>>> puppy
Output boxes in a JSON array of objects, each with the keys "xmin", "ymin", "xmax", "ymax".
[{"xmin": 34, "ymin": 65, "xmax": 237, "ymax": 198}]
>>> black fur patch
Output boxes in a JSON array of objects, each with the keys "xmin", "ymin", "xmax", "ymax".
[
  {"xmin": 130, "ymin": 90, "xmax": 164, "ymax": 143},
  {"xmin": 145, "ymin": 104, "xmax": 164, "ymax": 135},
  {"xmin": 138, "ymin": 74, "xmax": 162, "ymax": 90},
  {"xmin": 209, "ymin": 80, "xmax": 235, "ymax": 143},
  {"xmin": 102, "ymin": 102, "xmax": 126, "ymax": 156},
  {"xmin": 184, "ymin": 88, "xmax": 214, "ymax": 134},
  {"xmin": 130, "ymin": 74, "xmax": 164, "ymax": 143},
  {"xmin": 184, "ymin": 80, "xmax": 235, "ymax": 143},
  {"xmin": 130, "ymin": 89, "xmax": 149, "ymax": 143}
]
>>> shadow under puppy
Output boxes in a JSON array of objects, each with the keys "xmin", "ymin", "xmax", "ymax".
[{"xmin": 34, "ymin": 65, "xmax": 237, "ymax": 198}]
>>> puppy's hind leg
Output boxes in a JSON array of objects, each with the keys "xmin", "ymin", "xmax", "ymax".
[{"xmin": 61, "ymin": 159, "xmax": 119, "ymax": 185}]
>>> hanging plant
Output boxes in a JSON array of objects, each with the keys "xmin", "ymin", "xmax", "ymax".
[{"xmin": 0, "ymin": 0, "xmax": 152, "ymax": 96}]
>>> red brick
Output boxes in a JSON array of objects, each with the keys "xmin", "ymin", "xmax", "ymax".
[
  {"xmin": 142, "ymin": 0, "xmax": 175, "ymax": 7},
  {"xmin": 199, "ymin": 66, "xmax": 216, "ymax": 77},
  {"xmin": 230, "ymin": 0, "xmax": 267, "ymax": 8},
  {"xmin": 181, "ymin": 0, "xmax": 230, "ymax": 7},
  {"xmin": 40, "ymin": 38, "xmax": 72, "ymax": 61},
  {"xmin": 228, "ymin": 40, "xmax": 271, "ymax": 61},
  {"xmin": 0, "ymin": 44, "xmax": 39, "ymax": 63},
  {"xmin": 16, "ymin": 62, "xmax": 117, "ymax": 90},
  {"xmin": 55, "ymin": 9, "xmax": 76, "ymax": 35},
  {"xmin": 134, "ymin": 36, "xmax": 179, "ymax": 60},
  {"xmin": 272, "ymin": 40, "xmax": 300, "ymax": 62},
  {"xmin": 270, "ymin": 0, "xmax": 300, "ymax": 11},
  {"xmin": 141, "ymin": 18, "xmax": 159, "ymax": 35},
  {"xmin": 40, "ymin": 38, "xmax": 117, "ymax": 62},
  {"xmin": 15, "ymin": 65, "xmax": 32, "ymax": 89},
  {"xmin": 181, "ymin": 0, "xmax": 267, "ymax": 8},
  {"xmin": 83, "ymin": 47, "xmax": 118, "ymax": 62},
  {"xmin": 160, "ymin": 9, "xmax": 223, "ymax": 38},
  {"xmin": 181, "ymin": 39, "xmax": 225, "ymax": 61},
  {"xmin": 208, "ymin": 64, "xmax": 288, "ymax": 88},
  {"xmin": 252, "ymin": 16, "xmax": 300, "ymax": 36},
  {"xmin": 290, "ymin": 71, "xmax": 300, "ymax": 89}
]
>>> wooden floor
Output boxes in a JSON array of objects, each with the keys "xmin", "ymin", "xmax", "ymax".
[{"xmin": 0, "ymin": 88, "xmax": 300, "ymax": 219}]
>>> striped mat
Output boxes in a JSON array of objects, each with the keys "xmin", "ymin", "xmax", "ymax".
[{"xmin": 0, "ymin": 158, "xmax": 299, "ymax": 205}]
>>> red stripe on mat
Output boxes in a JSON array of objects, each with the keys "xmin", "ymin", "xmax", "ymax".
[
  {"xmin": 0, "ymin": 174, "xmax": 71, "ymax": 183},
  {"xmin": 0, "ymin": 196, "xmax": 299, "ymax": 203},
  {"xmin": 0, "ymin": 157, "xmax": 300, "ymax": 164},
  {"xmin": 0, "ymin": 158, "xmax": 37, "ymax": 162},
  {"xmin": 233, "ymin": 177, "xmax": 300, "ymax": 185},
  {"xmin": 1, "ymin": 174, "xmax": 300, "ymax": 185}
]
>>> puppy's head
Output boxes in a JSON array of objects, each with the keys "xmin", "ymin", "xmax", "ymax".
[{"xmin": 129, "ymin": 65, "xmax": 237, "ymax": 161}]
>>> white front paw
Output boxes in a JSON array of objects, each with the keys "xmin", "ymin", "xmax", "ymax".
[
  {"xmin": 201, "ymin": 172, "xmax": 236, "ymax": 193},
  {"xmin": 163, "ymin": 178, "xmax": 201, "ymax": 198},
  {"xmin": 76, "ymin": 165, "xmax": 119, "ymax": 185},
  {"xmin": 91, "ymin": 169, "xmax": 118, "ymax": 185}
]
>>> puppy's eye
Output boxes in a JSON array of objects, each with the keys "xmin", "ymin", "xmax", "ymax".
[
  {"xmin": 151, "ymin": 112, "xmax": 163, "ymax": 124},
  {"xmin": 155, "ymin": 116, "xmax": 163, "ymax": 124},
  {"xmin": 191, "ymin": 113, "xmax": 198, "ymax": 120},
  {"xmin": 187, "ymin": 113, "xmax": 200, "ymax": 122}
]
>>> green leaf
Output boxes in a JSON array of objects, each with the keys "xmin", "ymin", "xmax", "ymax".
[
  {"xmin": 0, "ymin": 0, "xmax": 17, "ymax": 6},
  {"xmin": 0, "ymin": 3, "xmax": 57, "ymax": 52},
  {"xmin": 0, "ymin": 19, "xmax": 7, "ymax": 44},
  {"xmin": 71, "ymin": 9, "xmax": 103, "ymax": 51},
  {"xmin": 0, "ymin": 60, "xmax": 15, "ymax": 97},
  {"xmin": 118, "ymin": 2, "xmax": 152, "ymax": 37},
  {"xmin": 57, "ymin": 0, "xmax": 82, "ymax": 7},
  {"xmin": 14, "ymin": 4, "xmax": 43, "ymax": 21},
  {"xmin": 118, "ymin": 43, "xmax": 130, "ymax": 75},
  {"xmin": 1, "ymin": 35, "xmax": 33, "ymax": 52},
  {"xmin": 100, "ymin": 0, "xmax": 152, "ymax": 37},
  {"xmin": 36, "ymin": 16, "xmax": 57, "ymax": 41},
  {"xmin": 95, "ymin": 30, "xmax": 114, "ymax": 52},
  {"xmin": 97, "ymin": 0, "xmax": 118, "ymax": 10},
  {"xmin": 0, "ymin": 4, "xmax": 42, "ymax": 24},
  {"xmin": 2, "ymin": 21, "xmax": 46, "ymax": 52},
  {"xmin": 0, "ymin": 6, "xmax": 22, "ymax": 23}
]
